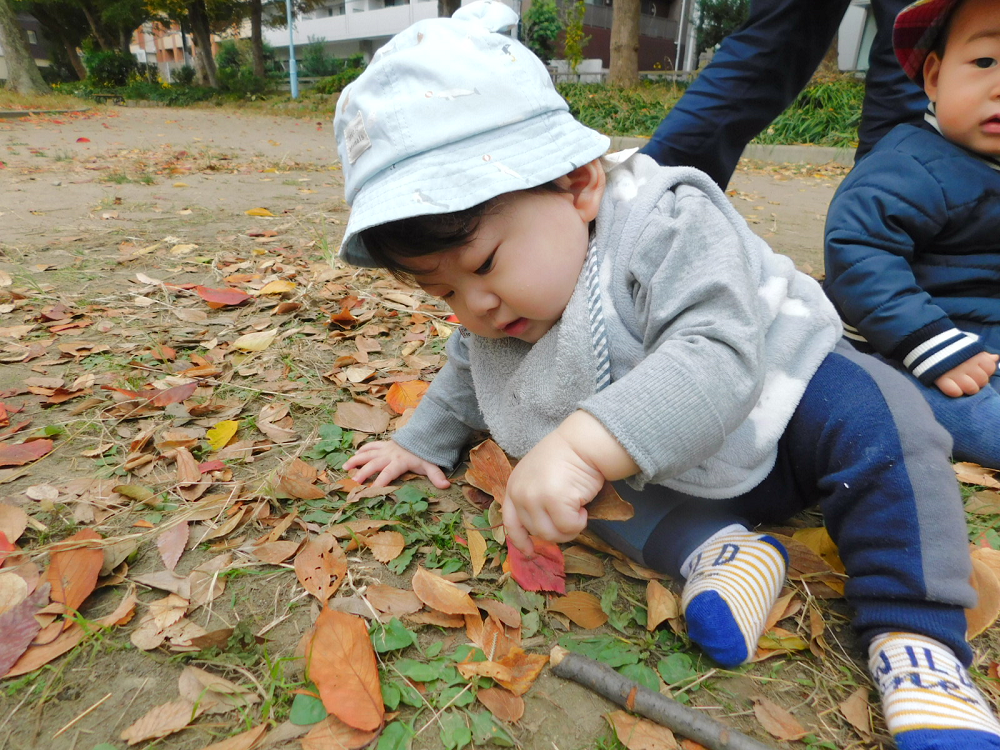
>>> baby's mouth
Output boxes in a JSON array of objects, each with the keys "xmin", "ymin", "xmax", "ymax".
[{"xmin": 982, "ymin": 115, "xmax": 1000, "ymax": 133}]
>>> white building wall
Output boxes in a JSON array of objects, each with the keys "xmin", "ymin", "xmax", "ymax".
[{"xmin": 263, "ymin": 0, "xmax": 437, "ymax": 51}]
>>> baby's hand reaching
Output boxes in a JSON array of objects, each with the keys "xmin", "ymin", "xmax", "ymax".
[
  {"xmin": 934, "ymin": 351, "xmax": 999, "ymax": 397},
  {"xmin": 343, "ymin": 440, "xmax": 451, "ymax": 489}
]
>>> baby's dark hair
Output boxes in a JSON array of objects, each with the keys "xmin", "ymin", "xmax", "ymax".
[
  {"xmin": 360, "ymin": 181, "xmax": 567, "ymax": 282},
  {"xmin": 933, "ymin": 0, "xmax": 969, "ymax": 58}
]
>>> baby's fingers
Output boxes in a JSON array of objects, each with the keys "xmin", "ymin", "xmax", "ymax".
[
  {"xmin": 501, "ymin": 500, "xmax": 535, "ymax": 557},
  {"xmin": 424, "ymin": 464, "xmax": 452, "ymax": 490}
]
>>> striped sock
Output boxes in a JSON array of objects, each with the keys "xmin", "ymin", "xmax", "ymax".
[
  {"xmin": 680, "ymin": 528, "xmax": 788, "ymax": 668},
  {"xmin": 869, "ymin": 633, "xmax": 1000, "ymax": 750}
]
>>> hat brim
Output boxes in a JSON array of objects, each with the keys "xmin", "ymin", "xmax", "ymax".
[
  {"xmin": 893, "ymin": 0, "xmax": 962, "ymax": 84},
  {"xmin": 338, "ymin": 109, "xmax": 610, "ymax": 267}
]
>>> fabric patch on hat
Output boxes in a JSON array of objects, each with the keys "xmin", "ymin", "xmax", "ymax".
[{"xmin": 345, "ymin": 110, "xmax": 372, "ymax": 164}]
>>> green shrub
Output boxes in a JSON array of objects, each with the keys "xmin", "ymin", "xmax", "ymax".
[
  {"xmin": 301, "ymin": 37, "xmax": 341, "ymax": 77},
  {"xmin": 754, "ymin": 75, "xmax": 864, "ymax": 147},
  {"xmin": 85, "ymin": 49, "xmax": 137, "ymax": 87},
  {"xmin": 558, "ymin": 81, "xmax": 683, "ymax": 136},
  {"xmin": 312, "ymin": 66, "xmax": 364, "ymax": 94},
  {"xmin": 696, "ymin": 0, "xmax": 750, "ymax": 56},
  {"xmin": 173, "ymin": 64, "xmax": 196, "ymax": 86},
  {"xmin": 523, "ymin": 0, "xmax": 562, "ymax": 64}
]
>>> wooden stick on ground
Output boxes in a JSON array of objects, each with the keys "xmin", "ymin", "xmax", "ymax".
[{"xmin": 549, "ymin": 646, "xmax": 778, "ymax": 750}]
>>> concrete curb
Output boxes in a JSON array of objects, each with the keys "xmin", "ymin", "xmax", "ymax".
[
  {"xmin": 0, "ymin": 108, "xmax": 91, "ymax": 119},
  {"xmin": 610, "ymin": 136, "xmax": 855, "ymax": 167}
]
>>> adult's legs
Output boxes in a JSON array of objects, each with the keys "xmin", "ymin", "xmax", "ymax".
[
  {"xmin": 641, "ymin": 0, "xmax": 851, "ymax": 188},
  {"xmin": 856, "ymin": 0, "xmax": 928, "ymax": 158}
]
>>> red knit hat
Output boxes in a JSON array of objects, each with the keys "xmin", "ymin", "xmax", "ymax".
[{"xmin": 893, "ymin": 0, "xmax": 963, "ymax": 84}]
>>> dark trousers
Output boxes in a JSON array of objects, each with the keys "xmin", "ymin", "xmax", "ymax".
[
  {"xmin": 588, "ymin": 342, "xmax": 975, "ymax": 663},
  {"xmin": 641, "ymin": 0, "xmax": 927, "ymax": 188}
]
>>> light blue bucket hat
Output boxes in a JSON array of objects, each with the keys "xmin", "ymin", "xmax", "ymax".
[{"xmin": 334, "ymin": 0, "xmax": 611, "ymax": 267}]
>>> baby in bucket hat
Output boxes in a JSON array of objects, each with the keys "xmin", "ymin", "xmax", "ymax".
[
  {"xmin": 337, "ymin": 3, "xmax": 1000, "ymax": 747},
  {"xmin": 824, "ymin": 0, "xmax": 1000, "ymax": 471}
]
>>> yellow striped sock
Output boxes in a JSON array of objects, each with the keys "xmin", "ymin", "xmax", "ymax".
[
  {"xmin": 869, "ymin": 633, "xmax": 1000, "ymax": 749},
  {"xmin": 680, "ymin": 530, "xmax": 787, "ymax": 667}
]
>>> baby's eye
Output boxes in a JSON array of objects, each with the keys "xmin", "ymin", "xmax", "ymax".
[
  {"xmin": 475, "ymin": 251, "xmax": 496, "ymax": 275},
  {"xmin": 974, "ymin": 57, "xmax": 998, "ymax": 69}
]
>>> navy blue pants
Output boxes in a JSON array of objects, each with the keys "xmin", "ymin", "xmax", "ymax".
[
  {"xmin": 589, "ymin": 342, "xmax": 976, "ymax": 663},
  {"xmin": 641, "ymin": 0, "xmax": 927, "ymax": 189}
]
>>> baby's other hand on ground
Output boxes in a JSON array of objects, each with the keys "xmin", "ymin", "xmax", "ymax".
[
  {"xmin": 934, "ymin": 352, "xmax": 999, "ymax": 397},
  {"xmin": 501, "ymin": 430, "xmax": 603, "ymax": 555},
  {"xmin": 343, "ymin": 440, "xmax": 451, "ymax": 489}
]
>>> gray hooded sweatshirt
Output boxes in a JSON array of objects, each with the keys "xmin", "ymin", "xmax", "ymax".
[{"xmin": 392, "ymin": 152, "xmax": 842, "ymax": 499}]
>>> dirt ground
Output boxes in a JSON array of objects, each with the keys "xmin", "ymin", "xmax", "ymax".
[{"xmin": 0, "ymin": 106, "xmax": 946, "ymax": 750}]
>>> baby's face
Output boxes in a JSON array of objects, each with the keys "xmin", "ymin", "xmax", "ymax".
[
  {"xmin": 408, "ymin": 189, "xmax": 593, "ymax": 343},
  {"xmin": 924, "ymin": 0, "xmax": 1000, "ymax": 157}
]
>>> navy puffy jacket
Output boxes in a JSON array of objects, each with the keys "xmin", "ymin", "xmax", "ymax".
[{"xmin": 824, "ymin": 122, "xmax": 1000, "ymax": 385}]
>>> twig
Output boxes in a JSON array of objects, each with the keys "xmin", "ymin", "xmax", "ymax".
[
  {"xmin": 52, "ymin": 692, "xmax": 112, "ymax": 738},
  {"xmin": 549, "ymin": 646, "xmax": 778, "ymax": 750}
]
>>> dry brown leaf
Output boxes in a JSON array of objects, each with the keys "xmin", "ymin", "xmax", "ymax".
[
  {"xmin": 258, "ymin": 403, "xmax": 298, "ymax": 443},
  {"xmin": 967, "ymin": 552, "xmax": 1000, "ymax": 638},
  {"xmin": 404, "ymin": 610, "xmax": 466, "ymax": 628},
  {"xmin": 767, "ymin": 533, "xmax": 844, "ymax": 597},
  {"xmin": 587, "ymin": 483, "xmax": 635, "ymax": 521},
  {"xmin": 457, "ymin": 659, "xmax": 513, "ymax": 682},
  {"xmin": 465, "ymin": 440, "xmax": 512, "ymax": 500},
  {"xmin": 46, "ymin": 528, "xmax": 103, "ymax": 613},
  {"xmin": 477, "ymin": 686, "xmax": 524, "ymax": 724},
  {"xmin": 792, "ymin": 527, "xmax": 845, "ymax": 574},
  {"xmin": 475, "ymin": 597, "xmax": 521, "ymax": 628},
  {"xmin": 300, "ymin": 714, "xmax": 379, "ymax": 750},
  {"xmin": 494, "ymin": 647, "xmax": 549, "ymax": 696},
  {"xmin": 295, "ymin": 534, "xmax": 347, "ymax": 603},
  {"xmin": 606, "ymin": 710, "xmax": 678, "ymax": 750},
  {"xmin": 360, "ymin": 530, "xmax": 406, "ymax": 563},
  {"xmin": 548, "ymin": 590, "xmax": 608, "ymax": 629},
  {"xmin": 157, "ymin": 522, "xmax": 190, "ymax": 572},
  {"xmin": 187, "ymin": 553, "xmax": 231, "ymax": 610},
  {"xmin": 253, "ymin": 540, "xmax": 301, "ymax": 565},
  {"xmin": 611, "ymin": 557, "xmax": 666, "ymax": 581},
  {"xmin": 386, "ymin": 380, "xmax": 429, "ymax": 415},
  {"xmin": 762, "ymin": 590, "xmax": 798, "ymax": 634},
  {"xmin": 178, "ymin": 665, "xmax": 259, "ymax": 713},
  {"xmin": 411, "ymin": 566, "xmax": 478, "ymax": 615},
  {"xmin": 120, "ymin": 699, "xmax": 204, "ymax": 746},
  {"xmin": 0, "ymin": 503, "xmax": 28, "ymax": 543},
  {"xmin": 752, "ymin": 697, "xmax": 808, "ymax": 741},
  {"xmin": 0, "ymin": 572, "xmax": 29, "ymax": 615},
  {"xmin": 233, "ymin": 329, "xmax": 278, "ymax": 352},
  {"xmin": 366, "ymin": 583, "xmax": 423, "ymax": 616},
  {"xmin": 4, "ymin": 620, "xmax": 88, "ymax": 678},
  {"xmin": 197, "ymin": 723, "xmax": 268, "ymax": 750},
  {"xmin": 645, "ymin": 580, "xmax": 679, "ymax": 631},
  {"xmin": 955, "ymin": 462, "xmax": 1000, "ymax": 489},
  {"xmin": 334, "ymin": 401, "xmax": 390, "ymax": 434},
  {"xmin": 839, "ymin": 687, "xmax": 871, "ymax": 739},
  {"xmin": 467, "ymin": 527, "xmax": 487, "ymax": 577},
  {"xmin": 307, "ymin": 607, "xmax": 384, "ymax": 731},
  {"xmin": 563, "ymin": 545, "xmax": 606, "ymax": 577}
]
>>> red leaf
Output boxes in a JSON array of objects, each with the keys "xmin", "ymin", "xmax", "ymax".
[
  {"xmin": 76, "ymin": 137, "xmax": 90, "ymax": 143},
  {"xmin": 148, "ymin": 382, "xmax": 199, "ymax": 406},
  {"xmin": 0, "ymin": 584, "xmax": 49, "ymax": 676},
  {"xmin": 46, "ymin": 528, "xmax": 103, "ymax": 612},
  {"xmin": 0, "ymin": 439, "xmax": 54, "ymax": 467},
  {"xmin": 507, "ymin": 538, "xmax": 566, "ymax": 593},
  {"xmin": 199, "ymin": 459, "xmax": 226, "ymax": 473},
  {"xmin": 0, "ymin": 531, "xmax": 15, "ymax": 567},
  {"xmin": 195, "ymin": 286, "xmax": 251, "ymax": 309}
]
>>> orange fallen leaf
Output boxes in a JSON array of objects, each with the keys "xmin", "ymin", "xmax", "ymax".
[
  {"xmin": 411, "ymin": 566, "xmax": 478, "ymax": 615},
  {"xmin": 753, "ymin": 696, "xmax": 808, "ymax": 741},
  {"xmin": 967, "ymin": 552, "xmax": 1000, "ymax": 638},
  {"xmin": 295, "ymin": 534, "xmax": 347, "ymax": 603},
  {"xmin": 361, "ymin": 530, "xmax": 406, "ymax": 563},
  {"xmin": 587, "ymin": 483, "xmax": 635, "ymax": 521},
  {"xmin": 645, "ymin": 580, "xmax": 679, "ymax": 631},
  {"xmin": 366, "ymin": 583, "xmax": 423, "ymax": 616},
  {"xmin": 465, "ymin": 439, "xmax": 512, "ymax": 500},
  {"xmin": 197, "ymin": 723, "xmax": 268, "ymax": 750},
  {"xmin": 606, "ymin": 710, "xmax": 678, "ymax": 750},
  {"xmin": 46, "ymin": 528, "xmax": 103, "ymax": 613},
  {"xmin": 385, "ymin": 380, "xmax": 429, "ymax": 415},
  {"xmin": 195, "ymin": 286, "xmax": 251, "ymax": 308},
  {"xmin": 301, "ymin": 714, "xmax": 378, "ymax": 750},
  {"xmin": 494, "ymin": 647, "xmax": 549, "ymax": 696},
  {"xmin": 477, "ymin": 686, "xmax": 524, "ymax": 724},
  {"xmin": 839, "ymin": 687, "xmax": 871, "ymax": 739},
  {"xmin": 548, "ymin": 591, "xmax": 608, "ymax": 629},
  {"xmin": 308, "ymin": 608, "xmax": 383, "ymax": 732},
  {"xmin": 120, "ymin": 699, "xmax": 204, "ymax": 745}
]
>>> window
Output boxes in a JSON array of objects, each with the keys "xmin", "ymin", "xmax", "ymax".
[{"xmin": 26, "ymin": 30, "xmax": 37, "ymax": 44}]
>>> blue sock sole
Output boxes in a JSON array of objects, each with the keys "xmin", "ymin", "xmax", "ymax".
[
  {"xmin": 895, "ymin": 729, "xmax": 1000, "ymax": 750},
  {"xmin": 685, "ymin": 590, "xmax": 748, "ymax": 668}
]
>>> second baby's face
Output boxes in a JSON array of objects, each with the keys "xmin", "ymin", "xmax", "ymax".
[
  {"xmin": 924, "ymin": 0, "xmax": 1000, "ymax": 157},
  {"xmin": 407, "ymin": 188, "xmax": 593, "ymax": 344}
]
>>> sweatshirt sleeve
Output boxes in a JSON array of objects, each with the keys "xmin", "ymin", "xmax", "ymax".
[
  {"xmin": 824, "ymin": 151, "xmax": 985, "ymax": 385},
  {"xmin": 391, "ymin": 331, "xmax": 487, "ymax": 471},
  {"xmin": 580, "ymin": 185, "xmax": 766, "ymax": 486}
]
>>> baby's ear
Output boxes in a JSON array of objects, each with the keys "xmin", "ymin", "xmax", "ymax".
[
  {"xmin": 561, "ymin": 159, "xmax": 605, "ymax": 222},
  {"xmin": 923, "ymin": 51, "xmax": 943, "ymax": 102}
]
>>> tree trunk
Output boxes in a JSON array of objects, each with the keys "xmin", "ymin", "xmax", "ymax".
[
  {"xmin": 437, "ymin": 0, "xmax": 460, "ymax": 17},
  {"xmin": 608, "ymin": 0, "xmax": 639, "ymax": 87},
  {"xmin": 64, "ymin": 37, "xmax": 86, "ymax": 79},
  {"xmin": 79, "ymin": 0, "xmax": 112, "ymax": 50},
  {"xmin": 0, "ymin": 0, "xmax": 49, "ymax": 94},
  {"xmin": 186, "ymin": 0, "xmax": 217, "ymax": 88},
  {"xmin": 250, "ymin": 0, "xmax": 264, "ymax": 78}
]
